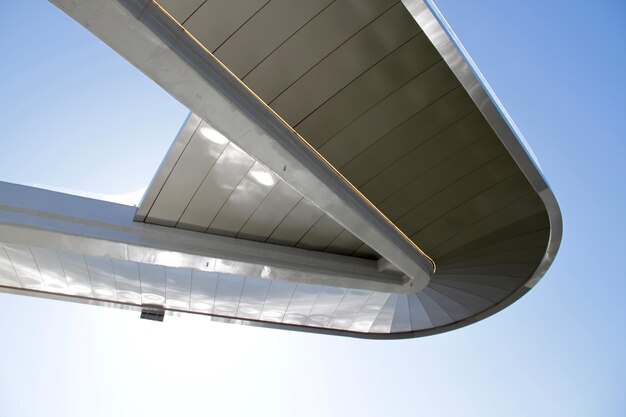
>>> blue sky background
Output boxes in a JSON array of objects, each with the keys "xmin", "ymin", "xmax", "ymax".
[{"xmin": 0, "ymin": 1, "xmax": 624, "ymax": 416}]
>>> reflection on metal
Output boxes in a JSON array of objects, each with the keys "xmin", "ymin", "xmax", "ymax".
[
  {"xmin": 74, "ymin": 0, "xmax": 435, "ymax": 289},
  {"xmin": 4, "ymin": 0, "xmax": 565, "ymax": 338}
]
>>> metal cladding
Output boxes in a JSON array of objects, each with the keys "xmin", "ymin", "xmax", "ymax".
[{"xmin": 0, "ymin": 0, "xmax": 562, "ymax": 338}]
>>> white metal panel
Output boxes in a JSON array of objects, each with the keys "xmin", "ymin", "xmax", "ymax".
[
  {"xmin": 237, "ymin": 180, "xmax": 302, "ymax": 241},
  {"xmin": 3, "ymin": 244, "xmax": 43, "ymax": 290},
  {"xmin": 138, "ymin": 263, "xmax": 166, "ymax": 305},
  {"xmin": 390, "ymin": 294, "xmax": 411, "ymax": 332},
  {"xmin": 327, "ymin": 289, "xmax": 372, "ymax": 330},
  {"xmin": 146, "ymin": 123, "xmax": 228, "ymax": 225},
  {"xmin": 85, "ymin": 256, "xmax": 118, "ymax": 301},
  {"xmin": 213, "ymin": 273, "xmax": 245, "ymax": 316},
  {"xmin": 208, "ymin": 162, "xmax": 278, "ymax": 236},
  {"xmin": 282, "ymin": 284, "xmax": 322, "ymax": 325},
  {"xmin": 369, "ymin": 293, "xmax": 398, "ymax": 333},
  {"xmin": 305, "ymin": 286, "xmax": 347, "ymax": 328},
  {"xmin": 423, "ymin": 287, "xmax": 472, "ymax": 322},
  {"xmin": 266, "ymin": 198, "xmax": 322, "ymax": 245},
  {"xmin": 165, "ymin": 267, "xmax": 192, "ymax": 309},
  {"xmin": 189, "ymin": 270, "xmax": 219, "ymax": 312},
  {"xmin": 296, "ymin": 214, "xmax": 344, "ymax": 251},
  {"xmin": 259, "ymin": 280, "xmax": 297, "ymax": 322},
  {"xmin": 407, "ymin": 293, "xmax": 431, "ymax": 330},
  {"xmin": 0, "ymin": 245, "xmax": 21, "ymax": 288},
  {"xmin": 349, "ymin": 292, "xmax": 391, "ymax": 332},
  {"xmin": 30, "ymin": 247, "xmax": 69, "ymax": 293},
  {"xmin": 236, "ymin": 277, "xmax": 271, "ymax": 320},
  {"xmin": 58, "ymin": 252, "xmax": 94, "ymax": 297},
  {"xmin": 416, "ymin": 291, "xmax": 452, "ymax": 327},
  {"xmin": 178, "ymin": 143, "xmax": 255, "ymax": 231},
  {"xmin": 111, "ymin": 259, "xmax": 142, "ymax": 304}
]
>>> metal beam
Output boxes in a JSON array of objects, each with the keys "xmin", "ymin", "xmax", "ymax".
[
  {"xmin": 50, "ymin": 0, "xmax": 433, "ymax": 290},
  {"xmin": 0, "ymin": 182, "xmax": 421, "ymax": 293}
]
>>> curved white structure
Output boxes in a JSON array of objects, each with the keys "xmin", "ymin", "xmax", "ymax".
[{"xmin": 0, "ymin": 0, "xmax": 562, "ymax": 338}]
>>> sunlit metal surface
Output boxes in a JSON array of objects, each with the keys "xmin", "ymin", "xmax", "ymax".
[
  {"xmin": 137, "ymin": 113, "xmax": 375, "ymax": 256},
  {"xmin": 13, "ymin": 0, "xmax": 565, "ymax": 338},
  {"xmin": 0, "ymin": 243, "xmax": 405, "ymax": 334}
]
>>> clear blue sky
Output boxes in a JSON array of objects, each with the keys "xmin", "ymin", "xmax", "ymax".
[{"xmin": 0, "ymin": 1, "xmax": 624, "ymax": 416}]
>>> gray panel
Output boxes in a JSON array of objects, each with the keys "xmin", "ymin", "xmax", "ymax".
[
  {"xmin": 395, "ymin": 154, "xmax": 520, "ymax": 234},
  {"xmin": 429, "ymin": 282, "xmax": 493, "ymax": 313},
  {"xmin": 0, "ymin": 245, "xmax": 21, "ymax": 288},
  {"xmin": 189, "ymin": 270, "xmax": 219, "ymax": 312},
  {"xmin": 439, "ymin": 228, "xmax": 550, "ymax": 265},
  {"xmin": 139, "ymin": 263, "xmax": 166, "ymax": 305},
  {"xmin": 58, "ymin": 253, "xmax": 93, "ymax": 297},
  {"xmin": 30, "ymin": 248, "xmax": 69, "ymax": 293},
  {"xmin": 178, "ymin": 143, "xmax": 255, "ymax": 231},
  {"xmin": 165, "ymin": 267, "xmax": 192, "ymax": 309},
  {"xmin": 215, "ymin": 0, "xmax": 333, "ymax": 77},
  {"xmin": 243, "ymin": 0, "xmax": 398, "ymax": 101},
  {"xmin": 157, "ymin": 0, "xmax": 205, "ymax": 23},
  {"xmin": 237, "ymin": 180, "xmax": 303, "ymax": 241},
  {"xmin": 184, "ymin": 0, "xmax": 269, "ymax": 52},
  {"xmin": 416, "ymin": 290, "xmax": 452, "ymax": 327},
  {"xmin": 236, "ymin": 277, "xmax": 271, "ymax": 320},
  {"xmin": 271, "ymin": 2, "xmax": 420, "ymax": 126},
  {"xmin": 85, "ymin": 256, "xmax": 118, "ymax": 301},
  {"xmin": 427, "ymin": 193, "xmax": 546, "ymax": 257},
  {"xmin": 390, "ymin": 294, "xmax": 411, "ymax": 332},
  {"xmin": 266, "ymin": 198, "xmax": 323, "ymax": 246},
  {"xmin": 341, "ymin": 87, "xmax": 478, "ymax": 188},
  {"xmin": 406, "ymin": 174, "xmax": 532, "ymax": 245},
  {"xmin": 318, "ymin": 60, "xmax": 459, "ymax": 168},
  {"xmin": 432, "ymin": 279, "xmax": 510, "ymax": 303},
  {"xmin": 146, "ymin": 124, "xmax": 228, "ymax": 225},
  {"xmin": 433, "ymin": 273, "xmax": 524, "ymax": 292},
  {"xmin": 423, "ymin": 287, "xmax": 472, "ymax": 321},
  {"xmin": 296, "ymin": 214, "xmax": 344, "ymax": 251},
  {"xmin": 3, "ymin": 244, "xmax": 43, "ymax": 290},
  {"xmin": 440, "ymin": 246, "xmax": 546, "ymax": 269},
  {"xmin": 295, "ymin": 32, "xmax": 440, "ymax": 145},
  {"xmin": 407, "ymin": 293, "xmax": 431, "ymax": 330},
  {"xmin": 208, "ymin": 162, "xmax": 278, "ymax": 236},
  {"xmin": 362, "ymin": 113, "xmax": 494, "ymax": 205},
  {"xmin": 376, "ymin": 132, "xmax": 502, "ymax": 218},
  {"xmin": 325, "ymin": 229, "xmax": 364, "ymax": 256},
  {"xmin": 353, "ymin": 245, "xmax": 380, "ymax": 259}
]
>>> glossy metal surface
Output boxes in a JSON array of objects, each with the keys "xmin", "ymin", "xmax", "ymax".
[
  {"xmin": 53, "ymin": 0, "xmax": 433, "ymax": 290},
  {"xmin": 138, "ymin": 114, "xmax": 367, "ymax": 254},
  {"xmin": 0, "ymin": 182, "xmax": 408, "ymax": 293},
  {"xmin": 33, "ymin": 0, "xmax": 564, "ymax": 338}
]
